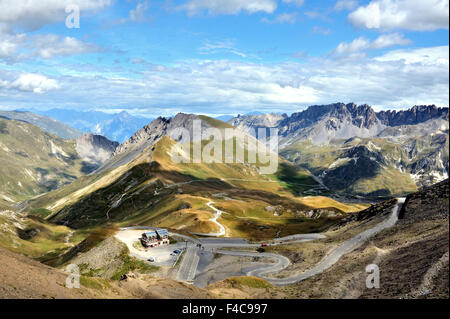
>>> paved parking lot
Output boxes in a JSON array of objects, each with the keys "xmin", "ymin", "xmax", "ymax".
[{"xmin": 115, "ymin": 229, "xmax": 185, "ymax": 266}]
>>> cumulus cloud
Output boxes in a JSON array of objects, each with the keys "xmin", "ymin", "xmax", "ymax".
[
  {"xmin": 0, "ymin": 0, "xmax": 112, "ymax": 31},
  {"xmin": 0, "ymin": 0, "xmax": 109, "ymax": 62},
  {"xmin": 0, "ymin": 32, "xmax": 26, "ymax": 58},
  {"xmin": 0, "ymin": 32, "xmax": 100, "ymax": 61},
  {"xmin": 178, "ymin": 0, "xmax": 277, "ymax": 16},
  {"xmin": 375, "ymin": 45, "xmax": 449, "ymax": 65},
  {"xmin": 1, "ymin": 46, "xmax": 447, "ymax": 113},
  {"xmin": 5, "ymin": 73, "xmax": 60, "ymax": 93},
  {"xmin": 32, "ymin": 35, "xmax": 99, "ymax": 59},
  {"xmin": 348, "ymin": 0, "xmax": 449, "ymax": 31},
  {"xmin": 333, "ymin": 33, "xmax": 411, "ymax": 55}
]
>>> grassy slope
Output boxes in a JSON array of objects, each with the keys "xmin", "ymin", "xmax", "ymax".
[
  {"xmin": 0, "ymin": 212, "xmax": 83, "ymax": 260},
  {"xmin": 298, "ymin": 196, "xmax": 370, "ymax": 213},
  {"xmin": 0, "ymin": 118, "xmax": 90, "ymax": 202},
  {"xmin": 24, "ymin": 133, "xmax": 365, "ymax": 238},
  {"xmin": 281, "ymin": 138, "xmax": 420, "ymax": 196}
]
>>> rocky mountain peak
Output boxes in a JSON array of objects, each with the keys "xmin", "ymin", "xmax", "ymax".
[
  {"xmin": 75, "ymin": 134, "xmax": 119, "ymax": 166},
  {"xmin": 276, "ymin": 103, "xmax": 384, "ymax": 143},
  {"xmin": 111, "ymin": 113, "xmax": 216, "ymax": 159},
  {"xmin": 376, "ymin": 105, "xmax": 449, "ymax": 126}
]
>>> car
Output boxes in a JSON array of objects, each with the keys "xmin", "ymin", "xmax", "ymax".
[
  {"xmin": 173, "ymin": 249, "xmax": 181, "ymax": 254},
  {"xmin": 261, "ymin": 243, "xmax": 268, "ymax": 247},
  {"xmin": 147, "ymin": 257, "xmax": 156, "ymax": 262}
]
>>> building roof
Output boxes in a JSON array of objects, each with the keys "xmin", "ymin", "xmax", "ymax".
[
  {"xmin": 143, "ymin": 231, "xmax": 157, "ymax": 237},
  {"xmin": 156, "ymin": 229, "xmax": 169, "ymax": 236}
]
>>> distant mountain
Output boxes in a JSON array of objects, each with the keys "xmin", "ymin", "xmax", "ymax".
[
  {"xmin": 230, "ymin": 103, "xmax": 449, "ymax": 196},
  {"xmin": 27, "ymin": 114, "xmax": 326, "ymax": 233},
  {"xmin": 377, "ymin": 105, "xmax": 449, "ymax": 126},
  {"xmin": 0, "ymin": 110, "xmax": 83, "ymax": 139},
  {"xmin": 100, "ymin": 113, "xmax": 235, "ymax": 172},
  {"xmin": 229, "ymin": 103, "xmax": 448, "ymax": 145},
  {"xmin": 215, "ymin": 115, "xmax": 235, "ymax": 122},
  {"xmin": 229, "ymin": 113, "xmax": 287, "ymax": 136},
  {"xmin": 76, "ymin": 134, "xmax": 119, "ymax": 169},
  {"xmin": 26, "ymin": 108, "xmax": 153, "ymax": 143}
]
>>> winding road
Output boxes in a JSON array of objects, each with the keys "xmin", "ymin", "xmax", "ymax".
[
  {"xmin": 116, "ymin": 198, "xmax": 405, "ymax": 286},
  {"xmin": 227, "ymin": 197, "xmax": 405, "ymax": 285},
  {"xmin": 189, "ymin": 201, "xmax": 226, "ymax": 237}
]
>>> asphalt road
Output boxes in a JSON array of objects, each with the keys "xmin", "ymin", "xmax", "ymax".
[
  {"xmin": 118, "ymin": 199, "xmax": 404, "ymax": 286},
  {"xmin": 245, "ymin": 198, "xmax": 406, "ymax": 285},
  {"xmin": 177, "ymin": 246, "xmax": 200, "ymax": 282}
]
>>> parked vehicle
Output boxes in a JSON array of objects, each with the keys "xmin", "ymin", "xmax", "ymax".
[{"xmin": 147, "ymin": 256, "xmax": 156, "ymax": 262}]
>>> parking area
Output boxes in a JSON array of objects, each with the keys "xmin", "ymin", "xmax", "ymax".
[{"xmin": 115, "ymin": 229, "xmax": 186, "ymax": 266}]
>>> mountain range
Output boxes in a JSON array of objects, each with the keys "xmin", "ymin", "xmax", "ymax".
[
  {"xmin": 0, "ymin": 110, "xmax": 83, "ymax": 140},
  {"xmin": 19, "ymin": 108, "xmax": 153, "ymax": 143},
  {"xmin": 0, "ymin": 116, "xmax": 118, "ymax": 205},
  {"xmin": 0, "ymin": 103, "xmax": 448, "ymax": 299},
  {"xmin": 229, "ymin": 103, "xmax": 449, "ymax": 197}
]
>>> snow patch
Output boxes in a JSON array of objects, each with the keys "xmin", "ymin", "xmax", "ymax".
[
  {"xmin": 1, "ymin": 195, "xmax": 15, "ymax": 203},
  {"xmin": 328, "ymin": 157, "xmax": 352, "ymax": 169}
]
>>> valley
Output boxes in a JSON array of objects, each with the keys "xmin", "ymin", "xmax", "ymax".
[{"xmin": 0, "ymin": 104, "xmax": 448, "ymax": 299}]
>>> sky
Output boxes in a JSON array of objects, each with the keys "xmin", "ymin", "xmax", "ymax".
[{"xmin": 0, "ymin": 0, "xmax": 448, "ymax": 118}]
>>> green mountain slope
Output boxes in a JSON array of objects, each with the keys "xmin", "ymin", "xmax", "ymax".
[
  {"xmin": 0, "ymin": 118, "xmax": 97, "ymax": 202},
  {"xmin": 25, "ymin": 117, "xmax": 361, "ymax": 238},
  {"xmin": 0, "ymin": 110, "xmax": 83, "ymax": 139},
  {"xmin": 281, "ymin": 133, "xmax": 449, "ymax": 197}
]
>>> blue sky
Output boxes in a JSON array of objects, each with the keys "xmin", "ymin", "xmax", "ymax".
[{"xmin": 0, "ymin": 0, "xmax": 448, "ymax": 117}]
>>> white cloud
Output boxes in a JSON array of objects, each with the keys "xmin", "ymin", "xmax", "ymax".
[
  {"xmin": 262, "ymin": 13, "xmax": 298, "ymax": 24},
  {"xmin": 0, "ymin": 32, "xmax": 26, "ymax": 57},
  {"xmin": 0, "ymin": 0, "xmax": 112, "ymax": 31},
  {"xmin": 1, "ymin": 46, "xmax": 447, "ymax": 113},
  {"xmin": 375, "ymin": 46, "xmax": 449, "ymax": 65},
  {"xmin": 129, "ymin": 1, "xmax": 150, "ymax": 22},
  {"xmin": 348, "ymin": 0, "xmax": 449, "ymax": 31},
  {"xmin": 0, "ymin": 1, "xmax": 108, "ymax": 62},
  {"xmin": 282, "ymin": 0, "xmax": 305, "ymax": 7},
  {"xmin": 334, "ymin": 33, "xmax": 411, "ymax": 54},
  {"xmin": 334, "ymin": 0, "xmax": 358, "ymax": 11},
  {"xmin": 178, "ymin": 0, "xmax": 277, "ymax": 16},
  {"xmin": 371, "ymin": 33, "xmax": 411, "ymax": 48},
  {"xmin": 32, "ymin": 35, "xmax": 99, "ymax": 59},
  {"xmin": 0, "ymin": 32, "xmax": 100, "ymax": 61},
  {"xmin": 9, "ymin": 73, "xmax": 60, "ymax": 93}
]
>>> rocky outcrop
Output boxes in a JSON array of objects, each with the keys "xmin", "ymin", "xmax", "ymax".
[
  {"xmin": 229, "ymin": 113, "xmax": 287, "ymax": 136},
  {"xmin": 99, "ymin": 113, "xmax": 219, "ymax": 173},
  {"xmin": 76, "ymin": 133, "xmax": 119, "ymax": 166},
  {"xmin": 113, "ymin": 113, "xmax": 213, "ymax": 157},
  {"xmin": 279, "ymin": 103, "xmax": 381, "ymax": 133},
  {"xmin": 229, "ymin": 103, "xmax": 448, "ymax": 145},
  {"xmin": 229, "ymin": 103, "xmax": 389, "ymax": 145},
  {"xmin": 377, "ymin": 105, "xmax": 449, "ymax": 126}
]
